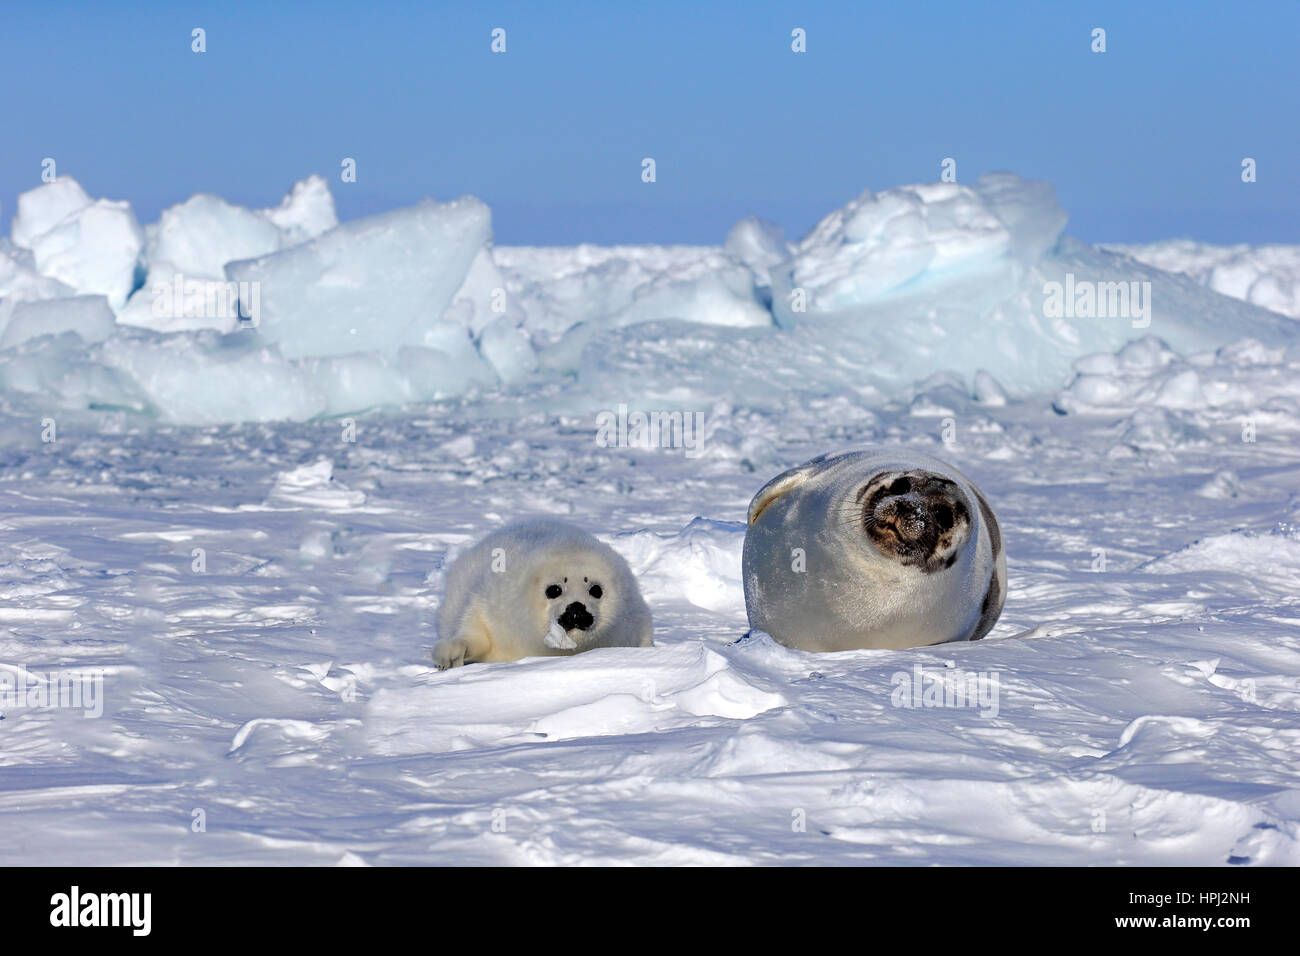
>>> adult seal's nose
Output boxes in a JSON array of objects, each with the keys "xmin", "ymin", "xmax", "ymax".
[{"xmin": 558, "ymin": 602, "xmax": 594, "ymax": 631}]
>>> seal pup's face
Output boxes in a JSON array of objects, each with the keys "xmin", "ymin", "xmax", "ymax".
[
  {"xmin": 854, "ymin": 469, "xmax": 971, "ymax": 573},
  {"xmin": 528, "ymin": 550, "xmax": 616, "ymax": 648}
]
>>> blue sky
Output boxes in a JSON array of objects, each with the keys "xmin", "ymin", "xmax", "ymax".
[{"xmin": 3, "ymin": 0, "xmax": 1297, "ymax": 246}]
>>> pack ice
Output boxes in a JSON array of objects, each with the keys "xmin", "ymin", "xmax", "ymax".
[{"xmin": 2, "ymin": 170, "xmax": 1295, "ymax": 424}]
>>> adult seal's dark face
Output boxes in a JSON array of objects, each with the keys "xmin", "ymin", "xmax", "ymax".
[{"xmin": 857, "ymin": 470, "xmax": 972, "ymax": 573}]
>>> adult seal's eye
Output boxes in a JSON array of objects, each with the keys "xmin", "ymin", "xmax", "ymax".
[
  {"xmin": 888, "ymin": 476, "xmax": 912, "ymax": 495},
  {"xmin": 545, "ymin": 584, "xmax": 562, "ymax": 599},
  {"xmin": 588, "ymin": 584, "xmax": 602, "ymax": 599}
]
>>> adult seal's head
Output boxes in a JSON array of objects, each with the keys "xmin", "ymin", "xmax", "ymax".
[{"xmin": 742, "ymin": 448, "xmax": 1005, "ymax": 651}]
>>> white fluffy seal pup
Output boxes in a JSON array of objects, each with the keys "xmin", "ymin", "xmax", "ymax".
[
  {"xmin": 433, "ymin": 519, "xmax": 653, "ymax": 668},
  {"xmin": 742, "ymin": 448, "xmax": 1005, "ymax": 651}
]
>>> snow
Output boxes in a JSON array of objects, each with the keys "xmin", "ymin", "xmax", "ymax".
[
  {"xmin": 150, "ymin": 193, "xmax": 284, "ymax": 281},
  {"xmin": 1054, "ymin": 335, "xmax": 1300, "ymax": 422},
  {"xmin": 1107, "ymin": 239, "xmax": 1300, "ymax": 320},
  {"xmin": 95, "ymin": 330, "xmax": 322, "ymax": 424},
  {"xmin": 368, "ymin": 642, "xmax": 785, "ymax": 754},
  {"xmin": 443, "ymin": 247, "xmax": 524, "ymax": 337},
  {"xmin": 766, "ymin": 175, "xmax": 1293, "ymax": 397},
  {"xmin": 9, "ymin": 178, "xmax": 93, "ymax": 249},
  {"xmin": 259, "ymin": 174, "xmax": 338, "ymax": 244},
  {"xmin": 775, "ymin": 178, "xmax": 1026, "ymax": 312},
  {"xmin": 973, "ymin": 369, "xmax": 1009, "ymax": 406},
  {"xmin": 2, "ymin": 396, "xmax": 1298, "ymax": 864},
  {"xmin": 0, "ymin": 240, "xmax": 75, "ymax": 308},
  {"xmin": 113, "ymin": 177, "xmax": 341, "ymax": 335},
  {"xmin": 477, "ymin": 316, "xmax": 538, "ymax": 384},
  {"xmin": 607, "ymin": 264, "xmax": 771, "ymax": 329},
  {"xmin": 26, "ymin": 198, "xmax": 144, "ymax": 311},
  {"xmin": 1, "ymin": 170, "xmax": 1299, "ymax": 864},
  {"xmin": 492, "ymin": 243, "xmax": 774, "ymax": 341},
  {"xmin": 225, "ymin": 196, "xmax": 491, "ymax": 359},
  {"xmin": 0, "ymin": 294, "xmax": 116, "ymax": 349},
  {"xmin": 724, "ymin": 215, "xmax": 791, "ymax": 289}
]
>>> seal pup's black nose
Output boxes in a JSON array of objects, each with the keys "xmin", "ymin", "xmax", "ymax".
[{"xmin": 558, "ymin": 602, "xmax": 594, "ymax": 631}]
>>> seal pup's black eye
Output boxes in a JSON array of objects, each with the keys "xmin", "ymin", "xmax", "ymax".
[
  {"xmin": 888, "ymin": 476, "xmax": 912, "ymax": 495},
  {"xmin": 545, "ymin": 584, "xmax": 562, "ymax": 599},
  {"xmin": 588, "ymin": 584, "xmax": 602, "ymax": 599}
]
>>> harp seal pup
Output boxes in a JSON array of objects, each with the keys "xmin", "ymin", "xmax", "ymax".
[
  {"xmin": 742, "ymin": 448, "xmax": 1005, "ymax": 651},
  {"xmin": 433, "ymin": 519, "xmax": 653, "ymax": 668}
]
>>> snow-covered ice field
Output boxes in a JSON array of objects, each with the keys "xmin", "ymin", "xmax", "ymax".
[{"xmin": 2, "ymin": 172, "xmax": 1299, "ymax": 865}]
